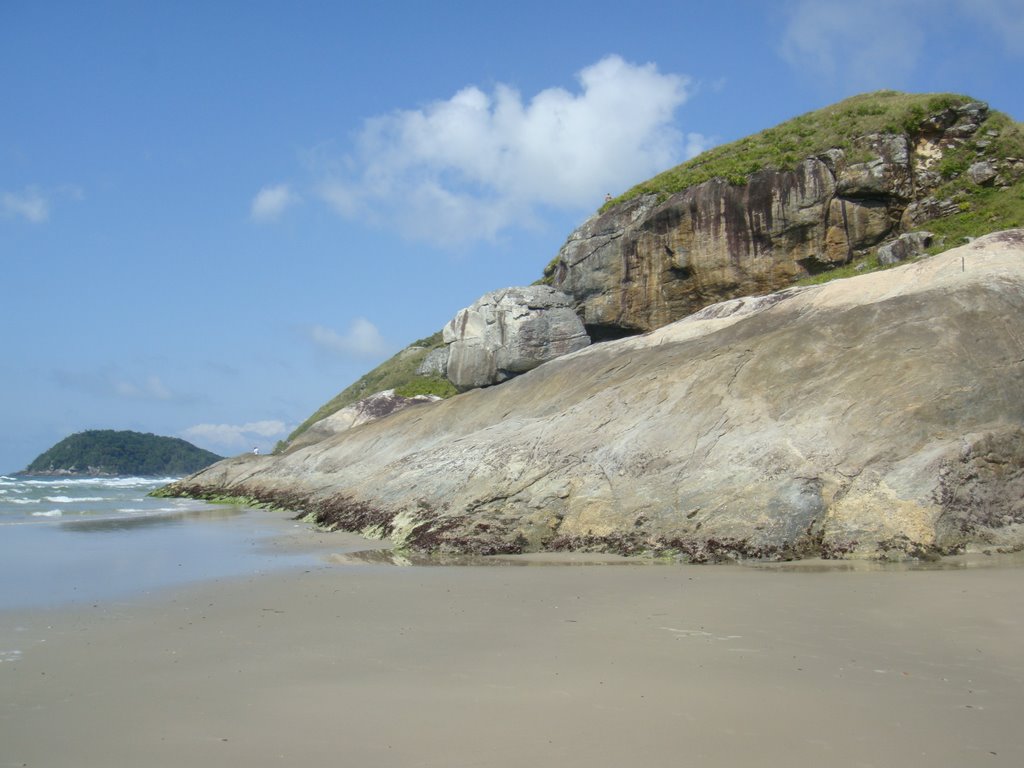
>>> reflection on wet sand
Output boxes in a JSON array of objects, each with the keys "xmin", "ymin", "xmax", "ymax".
[
  {"xmin": 326, "ymin": 546, "xmax": 1024, "ymax": 571},
  {"xmin": 749, "ymin": 550, "xmax": 1024, "ymax": 573},
  {"xmin": 59, "ymin": 505, "xmax": 247, "ymax": 533},
  {"xmin": 328, "ymin": 548, "xmax": 664, "ymax": 567}
]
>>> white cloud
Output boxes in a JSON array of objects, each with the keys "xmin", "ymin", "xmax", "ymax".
[
  {"xmin": 318, "ymin": 55, "xmax": 693, "ymax": 244},
  {"xmin": 780, "ymin": 0, "xmax": 1024, "ymax": 89},
  {"xmin": 182, "ymin": 420, "xmax": 289, "ymax": 452},
  {"xmin": 250, "ymin": 183, "xmax": 299, "ymax": 220},
  {"xmin": 308, "ymin": 318, "xmax": 391, "ymax": 359},
  {"xmin": 779, "ymin": 1, "xmax": 927, "ymax": 90},
  {"xmin": 2, "ymin": 187, "xmax": 49, "ymax": 223}
]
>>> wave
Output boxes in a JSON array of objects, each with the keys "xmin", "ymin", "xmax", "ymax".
[
  {"xmin": 16, "ymin": 476, "xmax": 180, "ymax": 488},
  {"xmin": 43, "ymin": 496, "xmax": 106, "ymax": 504},
  {"xmin": 31, "ymin": 510, "xmax": 63, "ymax": 518}
]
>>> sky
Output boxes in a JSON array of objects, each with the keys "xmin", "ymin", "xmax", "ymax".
[{"xmin": 2, "ymin": 0, "xmax": 1023, "ymax": 472}]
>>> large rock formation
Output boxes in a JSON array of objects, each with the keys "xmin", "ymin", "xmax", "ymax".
[
  {"xmin": 549, "ymin": 100, "xmax": 1014, "ymax": 339},
  {"xmin": 442, "ymin": 285, "xmax": 590, "ymax": 391},
  {"xmin": 164, "ymin": 231, "xmax": 1024, "ymax": 562}
]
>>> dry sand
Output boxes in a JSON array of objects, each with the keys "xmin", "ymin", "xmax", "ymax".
[{"xmin": 2, "ymin": 548, "xmax": 1023, "ymax": 767}]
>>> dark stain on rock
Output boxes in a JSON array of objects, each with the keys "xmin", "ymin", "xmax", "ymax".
[{"xmin": 303, "ymin": 494, "xmax": 397, "ymax": 538}]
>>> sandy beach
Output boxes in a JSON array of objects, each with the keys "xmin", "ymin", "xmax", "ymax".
[{"xmin": 2, "ymin": 534, "xmax": 1023, "ymax": 768}]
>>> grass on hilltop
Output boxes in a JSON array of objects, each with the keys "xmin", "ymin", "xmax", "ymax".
[
  {"xmin": 610, "ymin": 91, "xmax": 974, "ymax": 204},
  {"xmin": 280, "ymin": 331, "xmax": 456, "ymax": 451},
  {"xmin": 610, "ymin": 91, "xmax": 1024, "ymax": 205},
  {"xmin": 599, "ymin": 90, "xmax": 1024, "ymax": 285},
  {"xmin": 295, "ymin": 92, "xmax": 1024, "ymax": 444}
]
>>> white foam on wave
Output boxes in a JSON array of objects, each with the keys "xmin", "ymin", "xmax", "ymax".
[
  {"xmin": 31, "ymin": 510, "xmax": 63, "ymax": 518},
  {"xmin": 97, "ymin": 476, "xmax": 180, "ymax": 488},
  {"xmin": 0, "ymin": 650, "xmax": 22, "ymax": 663},
  {"xmin": 43, "ymin": 495, "xmax": 105, "ymax": 503},
  {"xmin": 19, "ymin": 476, "xmax": 180, "ymax": 489},
  {"xmin": 6, "ymin": 498, "xmax": 40, "ymax": 505}
]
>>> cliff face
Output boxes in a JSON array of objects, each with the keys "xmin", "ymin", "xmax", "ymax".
[
  {"xmin": 550, "ymin": 100, "xmax": 1019, "ymax": 337},
  {"xmin": 165, "ymin": 231, "xmax": 1024, "ymax": 562}
]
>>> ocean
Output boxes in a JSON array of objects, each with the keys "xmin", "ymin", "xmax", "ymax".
[
  {"xmin": 0, "ymin": 474, "xmax": 196, "ymax": 523},
  {"xmin": 0, "ymin": 474, "xmax": 315, "ymax": 610}
]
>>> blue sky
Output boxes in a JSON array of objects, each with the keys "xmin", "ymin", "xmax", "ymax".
[{"xmin": 2, "ymin": 0, "xmax": 1023, "ymax": 472}]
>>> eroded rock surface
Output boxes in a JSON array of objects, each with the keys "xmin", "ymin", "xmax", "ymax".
[
  {"xmin": 442, "ymin": 285, "xmax": 590, "ymax": 391},
  {"xmin": 549, "ymin": 101, "xmax": 1017, "ymax": 338},
  {"xmin": 877, "ymin": 231, "xmax": 933, "ymax": 265},
  {"xmin": 164, "ymin": 231, "xmax": 1024, "ymax": 562},
  {"xmin": 288, "ymin": 389, "xmax": 439, "ymax": 450}
]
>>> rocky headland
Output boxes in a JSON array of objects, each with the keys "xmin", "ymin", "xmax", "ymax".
[
  {"xmin": 548, "ymin": 96, "xmax": 1020, "ymax": 339},
  {"xmin": 163, "ymin": 230, "xmax": 1024, "ymax": 561},
  {"xmin": 162, "ymin": 92, "xmax": 1024, "ymax": 562}
]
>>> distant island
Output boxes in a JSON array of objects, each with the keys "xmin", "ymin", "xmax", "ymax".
[{"xmin": 23, "ymin": 430, "xmax": 223, "ymax": 477}]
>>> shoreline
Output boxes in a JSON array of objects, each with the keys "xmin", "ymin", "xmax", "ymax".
[
  {"xmin": 2, "ymin": 548, "xmax": 1022, "ymax": 767},
  {"xmin": 0, "ymin": 499, "xmax": 383, "ymax": 611}
]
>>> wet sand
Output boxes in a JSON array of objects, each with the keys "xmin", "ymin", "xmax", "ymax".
[{"xmin": 2, "ymin": 552, "xmax": 1023, "ymax": 767}]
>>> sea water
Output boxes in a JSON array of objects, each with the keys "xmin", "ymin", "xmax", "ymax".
[
  {"xmin": 0, "ymin": 475, "xmax": 313, "ymax": 609},
  {"xmin": 0, "ymin": 474, "xmax": 194, "ymax": 523}
]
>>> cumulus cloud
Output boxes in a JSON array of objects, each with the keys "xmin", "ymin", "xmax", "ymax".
[
  {"xmin": 2, "ymin": 187, "xmax": 49, "ymax": 223},
  {"xmin": 318, "ymin": 55, "xmax": 696, "ymax": 244},
  {"xmin": 308, "ymin": 318, "xmax": 390, "ymax": 359},
  {"xmin": 182, "ymin": 420, "xmax": 289, "ymax": 452},
  {"xmin": 250, "ymin": 183, "xmax": 299, "ymax": 220},
  {"xmin": 780, "ymin": 0, "xmax": 1024, "ymax": 89}
]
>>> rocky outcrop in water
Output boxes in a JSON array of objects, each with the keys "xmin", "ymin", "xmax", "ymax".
[
  {"xmin": 163, "ymin": 231, "xmax": 1024, "ymax": 562},
  {"xmin": 548, "ymin": 100, "xmax": 1014, "ymax": 338}
]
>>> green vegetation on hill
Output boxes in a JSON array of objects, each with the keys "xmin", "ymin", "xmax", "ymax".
[
  {"xmin": 604, "ymin": 90, "xmax": 1024, "ymax": 281},
  {"xmin": 920, "ymin": 108, "xmax": 1024, "ymax": 246},
  {"xmin": 24, "ymin": 430, "xmax": 223, "ymax": 476},
  {"xmin": 282, "ymin": 331, "xmax": 456, "ymax": 449},
  {"xmin": 614, "ymin": 92, "xmax": 975, "ymax": 201},
  {"xmin": 296, "ymin": 91, "xmax": 1024, "ymax": 448}
]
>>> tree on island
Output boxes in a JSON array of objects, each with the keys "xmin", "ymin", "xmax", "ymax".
[{"xmin": 24, "ymin": 430, "xmax": 223, "ymax": 476}]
